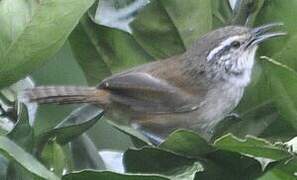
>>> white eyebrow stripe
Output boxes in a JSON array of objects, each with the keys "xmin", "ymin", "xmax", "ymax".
[{"xmin": 207, "ymin": 35, "xmax": 245, "ymax": 61}]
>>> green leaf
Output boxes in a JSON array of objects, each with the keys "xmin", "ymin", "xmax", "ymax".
[
  {"xmin": 158, "ymin": 132, "xmax": 262, "ymax": 180},
  {"xmin": 62, "ymin": 170, "xmax": 168, "ymax": 180},
  {"xmin": 0, "ymin": 136, "xmax": 59, "ymax": 180},
  {"xmin": 256, "ymin": 0, "xmax": 297, "ymax": 68},
  {"xmin": 259, "ymin": 172, "xmax": 296, "ymax": 180},
  {"xmin": 258, "ymin": 158, "xmax": 297, "ymax": 180},
  {"xmin": 211, "ymin": 0, "xmax": 232, "ymax": 28},
  {"xmin": 37, "ymin": 104, "xmax": 103, "ymax": 146},
  {"xmin": 40, "ymin": 140, "xmax": 67, "ymax": 176},
  {"xmin": 130, "ymin": 0, "xmax": 186, "ymax": 59},
  {"xmin": 70, "ymin": 134, "xmax": 105, "ymax": 170},
  {"xmin": 214, "ymin": 101, "xmax": 280, "ymax": 140},
  {"xmin": 69, "ymin": 15, "xmax": 111, "ymax": 86},
  {"xmin": 196, "ymin": 150, "xmax": 263, "ymax": 180},
  {"xmin": 159, "ymin": 130, "xmax": 215, "ymax": 157},
  {"xmin": 6, "ymin": 104, "xmax": 37, "ymax": 180},
  {"xmin": 260, "ymin": 57, "xmax": 297, "ymax": 132},
  {"xmin": 8, "ymin": 103, "xmax": 34, "ymax": 152},
  {"xmin": 6, "ymin": 163, "xmax": 43, "ymax": 180},
  {"xmin": 96, "ymin": 26, "xmax": 153, "ymax": 73},
  {"xmin": 107, "ymin": 120, "xmax": 152, "ymax": 146},
  {"xmin": 159, "ymin": 0, "xmax": 212, "ymax": 48},
  {"xmin": 87, "ymin": 117, "xmax": 134, "ymax": 151},
  {"xmin": 214, "ymin": 134, "xmax": 291, "ymax": 161},
  {"xmin": 124, "ymin": 147, "xmax": 203, "ymax": 180},
  {"xmin": 0, "ymin": 155, "xmax": 8, "ymax": 179},
  {"xmin": 0, "ymin": 0, "xmax": 95, "ymax": 88},
  {"xmin": 245, "ymin": 0, "xmax": 265, "ymax": 26},
  {"xmin": 70, "ymin": 20, "xmax": 153, "ymax": 73},
  {"xmin": 254, "ymin": 1, "xmax": 297, "ymax": 134},
  {"xmin": 131, "ymin": 0, "xmax": 213, "ymax": 59},
  {"xmin": 88, "ymin": 0, "xmax": 99, "ymax": 17}
]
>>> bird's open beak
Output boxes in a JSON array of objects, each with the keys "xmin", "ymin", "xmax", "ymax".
[{"xmin": 247, "ymin": 23, "xmax": 287, "ymax": 47}]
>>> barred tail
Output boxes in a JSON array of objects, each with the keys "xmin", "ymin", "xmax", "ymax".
[{"xmin": 20, "ymin": 86, "xmax": 110, "ymax": 105}]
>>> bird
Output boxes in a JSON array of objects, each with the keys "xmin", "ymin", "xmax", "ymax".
[{"xmin": 21, "ymin": 23, "xmax": 286, "ymax": 144}]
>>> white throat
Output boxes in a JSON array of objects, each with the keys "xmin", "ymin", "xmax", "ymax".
[{"xmin": 226, "ymin": 46, "xmax": 258, "ymax": 87}]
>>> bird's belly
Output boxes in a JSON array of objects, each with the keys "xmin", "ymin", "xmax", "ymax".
[{"xmin": 196, "ymin": 83, "xmax": 244, "ymax": 130}]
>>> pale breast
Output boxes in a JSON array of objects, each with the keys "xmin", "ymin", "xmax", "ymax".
[{"xmin": 191, "ymin": 82, "xmax": 244, "ymax": 131}]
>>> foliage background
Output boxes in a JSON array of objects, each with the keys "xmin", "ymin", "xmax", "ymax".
[{"xmin": 0, "ymin": 0, "xmax": 297, "ymax": 179}]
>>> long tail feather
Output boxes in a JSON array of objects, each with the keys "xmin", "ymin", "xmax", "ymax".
[{"xmin": 20, "ymin": 86, "xmax": 109, "ymax": 105}]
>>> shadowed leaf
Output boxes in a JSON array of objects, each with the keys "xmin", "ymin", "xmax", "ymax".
[
  {"xmin": 37, "ymin": 105, "xmax": 103, "ymax": 146},
  {"xmin": 124, "ymin": 147, "xmax": 203, "ymax": 180},
  {"xmin": 0, "ymin": 136, "xmax": 59, "ymax": 180},
  {"xmin": 69, "ymin": 15, "xmax": 111, "ymax": 86},
  {"xmin": 160, "ymin": 130, "xmax": 215, "ymax": 157},
  {"xmin": 70, "ymin": 134, "xmax": 105, "ymax": 170}
]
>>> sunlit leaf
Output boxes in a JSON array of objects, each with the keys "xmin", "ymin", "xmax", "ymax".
[
  {"xmin": 160, "ymin": 130, "xmax": 215, "ymax": 157},
  {"xmin": 41, "ymin": 140, "xmax": 67, "ymax": 176},
  {"xmin": 214, "ymin": 134, "xmax": 291, "ymax": 160},
  {"xmin": 0, "ymin": 0, "xmax": 95, "ymax": 88},
  {"xmin": 63, "ymin": 170, "xmax": 168, "ymax": 180}
]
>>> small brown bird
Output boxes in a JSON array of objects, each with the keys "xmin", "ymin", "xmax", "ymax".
[{"xmin": 22, "ymin": 23, "xmax": 285, "ymax": 144}]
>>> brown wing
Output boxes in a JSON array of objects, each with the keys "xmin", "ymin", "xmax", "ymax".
[{"xmin": 97, "ymin": 72, "xmax": 206, "ymax": 114}]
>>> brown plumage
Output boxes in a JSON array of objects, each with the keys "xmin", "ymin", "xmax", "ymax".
[{"xmin": 21, "ymin": 86, "xmax": 110, "ymax": 105}]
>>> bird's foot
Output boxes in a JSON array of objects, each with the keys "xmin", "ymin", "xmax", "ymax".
[{"xmin": 225, "ymin": 113, "xmax": 241, "ymax": 120}]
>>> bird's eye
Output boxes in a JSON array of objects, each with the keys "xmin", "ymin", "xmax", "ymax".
[{"xmin": 231, "ymin": 41, "xmax": 241, "ymax": 48}]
